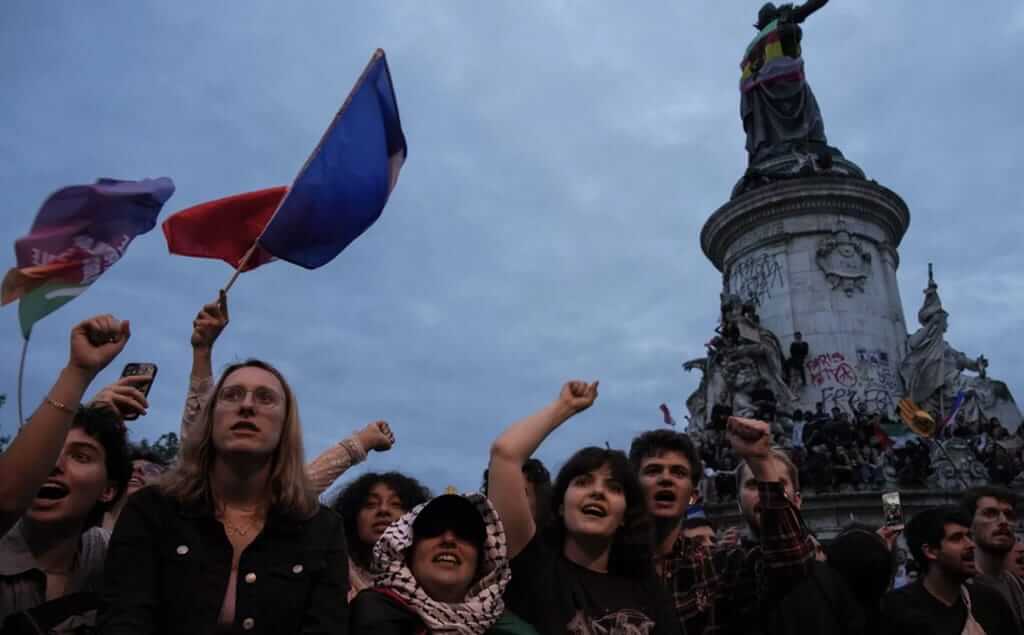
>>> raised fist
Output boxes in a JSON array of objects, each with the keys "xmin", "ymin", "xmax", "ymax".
[
  {"xmin": 356, "ymin": 420, "xmax": 395, "ymax": 453},
  {"xmin": 191, "ymin": 290, "xmax": 229, "ymax": 350},
  {"xmin": 726, "ymin": 416, "xmax": 771, "ymax": 460},
  {"xmin": 558, "ymin": 380, "xmax": 599, "ymax": 414},
  {"xmin": 69, "ymin": 315, "xmax": 130, "ymax": 376}
]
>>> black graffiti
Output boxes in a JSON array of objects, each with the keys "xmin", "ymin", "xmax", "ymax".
[
  {"xmin": 728, "ymin": 253, "xmax": 784, "ymax": 306},
  {"xmin": 820, "ymin": 386, "xmax": 895, "ymax": 415}
]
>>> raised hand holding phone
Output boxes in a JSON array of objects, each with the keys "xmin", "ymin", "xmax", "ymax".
[{"xmin": 92, "ymin": 372, "xmax": 154, "ymax": 422}]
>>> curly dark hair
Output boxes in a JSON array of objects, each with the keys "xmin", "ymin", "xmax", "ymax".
[
  {"xmin": 628, "ymin": 429, "xmax": 703, "ymax": 487},
  {"xmin": 73, "ymin": 404, "xmax": 132, "ymax": 528},
  {"xmin": 333, "ymin": 472, "xmax": 431, "ymax": 568},
  {"xmin": 545, "ymin": 447, "xmax": 654, "ymax": 579}
]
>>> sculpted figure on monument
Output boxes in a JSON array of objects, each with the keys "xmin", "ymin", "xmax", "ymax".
[
  {"xmin": 734, "ymin": 1, "xmax": 864, "ymax": 196},
  {"xmin": 741, "ymin": 0, "xmax": 830, "ymax": 166},
  {"xmin": 684, "ymin": 293, "xmax": 795, "ymax": 428},
  {"xmin": 899, "ymin": 270, "xmax": 986, "ymax": 418}
]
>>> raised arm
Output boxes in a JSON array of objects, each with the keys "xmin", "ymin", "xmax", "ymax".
[
  {"xmin": 0, "ymin": 315, "xmax": 129, "ymax": 535},
  {"xmin": 488, "ymin": 380, "xmax": 598, "ymax": 558},
  {"xmin": 180, "ymin": 293, "xmax": 394, "ymax": 493},
  {"xmin": 729, "ymin": 417, "xmax": 814, "ymax": 599},
  {"xmin": 180, "ymin": 292, "xmax": 229, "ymax": 445},
  {"xmin": 307, "ymin": 421, "xmax": 395, "ymax": 495},
  {"xmin": 792, "ymin": 0, "xmax": 829, "ymax": 23}
]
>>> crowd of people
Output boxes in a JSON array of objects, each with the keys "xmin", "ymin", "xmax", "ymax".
[
  {"xmin": 0, "ymin": 297, "xmax": 1022, "ymax": 635},
  {"xmin": 694, "ymin": 399, "xmax": 1024, "ymax": 501}
]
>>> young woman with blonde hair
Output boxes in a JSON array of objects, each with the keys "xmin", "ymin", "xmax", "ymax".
[{"xmin": 100, "ymin": 359, "xmax": 349, "ymax": 634}]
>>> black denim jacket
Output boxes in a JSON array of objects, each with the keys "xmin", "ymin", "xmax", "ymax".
[{"xmin": 98, "ymin": 486, "xmax": 348, "ymax": 635}]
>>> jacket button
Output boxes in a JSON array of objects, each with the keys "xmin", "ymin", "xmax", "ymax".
[
  {"xmin": 244, "ymin": 572, "xmax": 256, "ymax": 584},
  {"xmin": 175, "ymin": 545, "xmax": 189, "ymax": 555},
  {"xmin": 242, "ymin": 617, "xmax": 255, "ymax": 630},
  {"xmin": 292, "ymin": 564, "xmax": 304, "ymax": 574}
]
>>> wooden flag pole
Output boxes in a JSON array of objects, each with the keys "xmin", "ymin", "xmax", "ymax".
[{"xmin": 222, "ymin": 243, "xmax": 259, "ymax": 294}]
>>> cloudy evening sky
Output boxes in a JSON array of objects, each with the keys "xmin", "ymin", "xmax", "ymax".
[{"xmin": 2, "ymin": 1, "xmax": 1022, "ymax": 495}]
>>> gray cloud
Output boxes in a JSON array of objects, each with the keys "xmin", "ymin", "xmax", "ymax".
[{"xmin": 1, "ymin": 1, "xmax": 1021, "ymax": 492}]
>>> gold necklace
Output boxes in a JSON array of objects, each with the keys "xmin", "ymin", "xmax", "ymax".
[{"xmin": 217, "ymin": 506, "xmax": 266, "ymax": 538}]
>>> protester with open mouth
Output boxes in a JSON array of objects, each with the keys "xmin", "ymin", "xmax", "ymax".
[
  {"xmin": 0, "ymin": 314, "xmax": 130, "ymax": 540},
  {"xmin": 488, "ymin": 381, "xmax": 679, "ymax": 635},
  {"xmin": 961, "ymin": 486, "xmax": 1024, "ymax": 631},
  {"xmin": 333, "ymin": 472, "xmax": 431, "ymax": 600},
  {"xmin": 629, "ymin": 418, "xmax": 815, "ymax": 635},
  {"xmin": 881, "ymin": 506, "xmax": 1016, "ymax": 635},
  {"xmin": 181, "ymin": 293, "xmax": 398, "ymax": 495},
  {"xmin": 99, "ymin": 359, "xmax": 349, "ymax": 634},
  {"xmin": 350, "ymin": 492, "xmax": 532, "ymax": 634},
  {"xmin": 0, "ymin": 314, "xmax": 133, "ymax": 633}
]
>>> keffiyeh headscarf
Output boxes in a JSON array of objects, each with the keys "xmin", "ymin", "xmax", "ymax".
[{"xmin": 372, "ymin": 492, "xmax": 511, "ymax": 635}]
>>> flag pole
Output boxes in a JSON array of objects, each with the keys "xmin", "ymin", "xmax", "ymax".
[
  {"xmin": 16, "ymin": 334, "xmax": 29, "ymax": 428},
  {"xmin": 929, "ymin": 437, "xmax": 969, "ymax": 489},
  {"xmin": 222, "ymin": 243, "xmax": 259, "ymax": 294}
]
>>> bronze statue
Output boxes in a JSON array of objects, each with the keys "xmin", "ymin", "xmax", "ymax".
[{"xmin": 740, "ymin": 1, "xmax": 831, "ymax": 167}]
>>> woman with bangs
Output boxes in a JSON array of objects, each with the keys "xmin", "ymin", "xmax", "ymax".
[
  {"xmin": 488, "ymin": 381, "xmax": 679, "ymax": 635},
  {"xmin": 100, "ymin": 359, "xmax": 349, "ymax": 635}
]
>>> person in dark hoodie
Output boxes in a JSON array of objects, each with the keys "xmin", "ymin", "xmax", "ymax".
[{"xmin": 770, "ymin": 523, "xmax": 894, "ymax": 635}]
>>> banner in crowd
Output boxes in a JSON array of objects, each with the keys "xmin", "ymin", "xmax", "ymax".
[
  {"xmin": 162, "ymin": 48, "xmax": 407, "ymax": 272},
  {"xmin": 2, "ymin": 178, "xmax": 175, "ymax": 337}
]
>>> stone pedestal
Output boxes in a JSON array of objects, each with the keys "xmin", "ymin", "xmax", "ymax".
[{"xmin": 701, "ymin": 177, "xmax": 911, "ymax": 414}]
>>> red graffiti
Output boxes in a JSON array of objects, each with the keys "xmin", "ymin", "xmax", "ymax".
[{"xmin": 806, "ymin": 352, "xmax": 859, "ymax": 388}]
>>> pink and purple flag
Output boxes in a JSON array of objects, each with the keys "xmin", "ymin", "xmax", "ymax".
[
  {"xmin": 162, "ymin": 49, "xmax": 407, "ymax": 272},
  {"xmin": 2, "ymin": 177, "xmax": 174, "ymax": 337}
]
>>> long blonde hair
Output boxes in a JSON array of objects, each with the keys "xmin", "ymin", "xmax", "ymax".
[{"xmin": 161, "ymin": 359, "xmax": 319, "ymax": 519}]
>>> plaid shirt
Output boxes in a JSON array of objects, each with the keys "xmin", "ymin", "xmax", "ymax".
[{"xmin": 661, "ymin": 482, "xmax": 813, "ymax": 635}]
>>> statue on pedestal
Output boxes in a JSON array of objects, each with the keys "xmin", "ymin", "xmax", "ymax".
[
  {"xmin": 735, "ymin": 1, "xmax": 863, "ymax": 196},
  {"xmin": 899, "ymin": 266, "xmax": 1021, "ymax": 430}
]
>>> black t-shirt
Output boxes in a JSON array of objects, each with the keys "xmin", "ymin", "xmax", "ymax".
[
  {"xmin": 789, "ymin": 341, "xmax": 809, "ymax": 361},
  {"xmin": 350, "ymin": 590, "xmax": 421, "ymax": 635},
  {"xmin": 505, "ymin": 535, "xmax": 679, "ymax": 635},
  {"xmin": 880, "ymin": 579, "xmax": 1017, "ymax": 635}
]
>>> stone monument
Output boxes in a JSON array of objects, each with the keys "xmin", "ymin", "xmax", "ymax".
[{"xmin": 686, "ymin": 2, "xmax": 1022, "ymax": 435}]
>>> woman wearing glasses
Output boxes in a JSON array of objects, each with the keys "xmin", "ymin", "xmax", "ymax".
[
  {"xmin": 180, "ymin": 293, "xmax": 396, "ymax": 494},
  {"xmin": 99, "ymin": 359, "xmax": 349, "ymax": 634},
  {"xmin": 102, "ymin": 448, "xmax": 167, "ymax": 530}
]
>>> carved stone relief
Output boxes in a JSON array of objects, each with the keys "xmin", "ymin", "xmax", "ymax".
[{"xmin": 816, "ymin": 219, "xmax": 871, "ymax": 296}]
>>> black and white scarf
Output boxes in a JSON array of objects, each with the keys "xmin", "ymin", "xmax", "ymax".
[{"xmin": 372, "ymin": 492, "xmax": 510, "ymax": 635}]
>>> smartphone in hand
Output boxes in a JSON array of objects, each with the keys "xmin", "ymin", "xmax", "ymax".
[
  {"xmin": 882, "ymin": 491, "xmax": 904, "ymax": 530},
  {"xmin": 121, "ymin": 363, "xmax": 158, "ymax": 420}
]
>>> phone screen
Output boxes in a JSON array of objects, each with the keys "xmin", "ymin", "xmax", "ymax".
[{"xmin": 882, "ymin": 491, "xmax": 904, "ymax": 528}]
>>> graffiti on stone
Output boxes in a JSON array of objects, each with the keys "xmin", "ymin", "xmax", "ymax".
[
  {"xmin": 727, "ymin": 252, "xmax": 785, "ymax": 307},
  {"xmin": 820, "ymin": 386, "xmax": 894, "ymax": 415},
  {"xmin": 806, "ymin": 352, "xmax": 858, "ymax": 387},
  {"xmin": 855, "ymin": 348, "xmax": 900, "ymax": 393}
]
